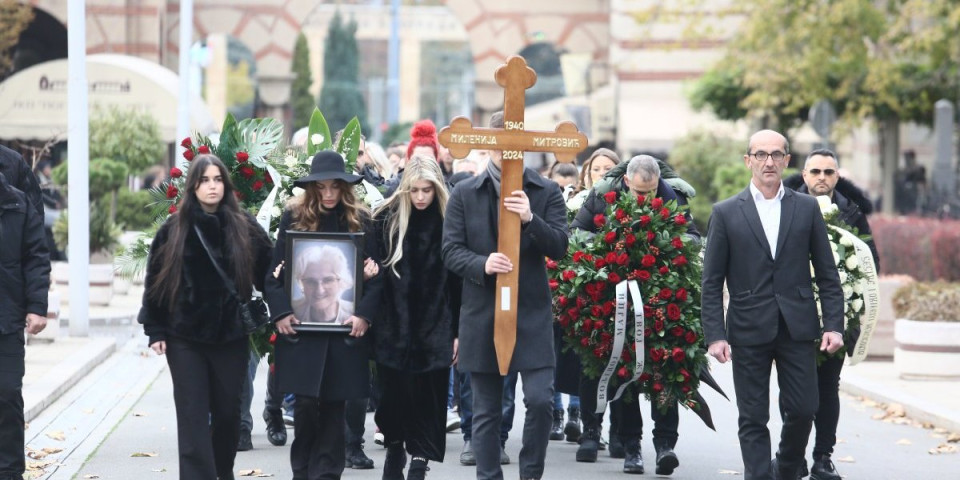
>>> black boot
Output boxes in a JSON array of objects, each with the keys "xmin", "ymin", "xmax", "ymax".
[
  {"xmin": 622, "ymin": 436, "xmax": 644, "ymax": 474},
  {"xmin": 383, "ymin": 442, "xmax": 406, "ymax": 480},
  {"xmin": 564, "ymin": 407, "xmax": 581, "ymax": 442},
  {"xmin": 236, "ymin": 429, "xmax": 253, "ymax": 451},
  {"xmin": 263, "ymin": 409, "xmax": 287, "ymax": 447},
  {"xmin": 575, "ymin": 427, "xmax": 600, "ymax": 462},
  {"xmin": 549, "ymin": 409, "xmax": 565, "ymax": 440},
  {"xmin": 345, "ymin": 443, "xmax": 375, "ymax": 469},
  {"xmin": 654, "ymin": 444, "xmax": 679, "ymax": 475},
  {"xmin": 810, "ymin": 454, "xmax": 841, "ymax": 480},
  {"xmin": 407, "ymin": 457, "xmax": 429, "ymax": 480},
  {"xmin": 608, "ymin": 432, "xmax": 625, "ymax": 458}
]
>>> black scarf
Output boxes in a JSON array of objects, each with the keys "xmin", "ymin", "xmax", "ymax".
[{"xmin": 486, "ymin": 159, "xmax": 502, "ymax": 197}]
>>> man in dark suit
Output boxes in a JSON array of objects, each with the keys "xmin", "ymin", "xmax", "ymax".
[
  {"xmin": 701, "ymin": 130, "xmax": 845, "ymax": 480},
  {"xmin": 442, "ymin": 112, "xmax": 569, "ymax": 480}
]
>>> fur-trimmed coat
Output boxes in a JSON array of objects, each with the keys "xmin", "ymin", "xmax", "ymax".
[{"xmin": 371, "ymin": 201, "xmax": 461, "ymax": 373}]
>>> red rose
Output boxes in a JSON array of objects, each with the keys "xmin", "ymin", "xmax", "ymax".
[
  {"xmin": 546, "ymin": 259, "xmax": 558, "ymax": 270},
  {"xmin": 682, "ymin": 386, "xmax": 691, "ymax": 393},
  {"xmin": 641, "ymin": 255, "xmax": 656, "ymax": 267},
  {"xmin": 593, "ymin": 347, "xmax": 604, "ymax": 358},
  {"xmin": 602, "ymin": 331, "xmax": 613, "ymax": 343},
  {"xmin": 593, "ymin": 214, "xmax": 606, "ymax": 228},
  {"xmin": 252, "ymin": 180, "xmax": 264, "ymax": 191},
  {"xmin": 685, "ymin": 331, "xmax": 697, "ymax": 344},
  {"xmin": 654, "ymin": 319, "xmax": 664, "ymax": 332},
  {"xmin": 604, "ymin": 231, "xmax": 617, "ymax": 244},
  {"xmin": 240, "ymin": 166, "xmax": 255, "ymax": 179},
  {"xmin": 643, "ymin": 305, "xmax": 654, "ymax": 317},
  {"xmin": 168, "ymin": 204, "xmax": 177, "ymax": 214},
  {"xmin": 265, "ymin": 172, "xmax": 273, "ymax": 184},
  {"xmin": 659, "ymin": 266, "xmax": 669, "ymax": 275},
  {"xmin": 640, "ymin": 215, "xmax": 651, "ymax": 226},
  {"xmin": 269, "ymin": 333, "xmax": 277, "ymax": 345},
  {"xmin": 660, "ymin": 207, "xmax": 671, "ymax": 219},
  {"xmin": 170, "ymin": 167, "xmax": 183, "ymax": 178},
  {"xmin": 166, "ymin": 184, "xmax": 178, "ymax": 199},
  {"xmin": 581, "ymin": 337, "xmax": 590, "ymax": 347},
  {"xmin": 672, "ymin": 255, "xmax": 688, "ymax": 267},
  {"xmin": 636, "ymin": 195, "xmax": 646, "ymax": 204},
  {"xmin": 617, "ymin": 253, "xmax": 629, "ymax": 266},
  {"xmin": 679, "ymin": 368, "xmax": 691, "ymax": 382},
  {"xmin": 639, "ymin": 372, "xmax": 651, "ymax": 382},
  {"xmin": 675, "ymin": 214, "xmax": 687, "ymax": 226},
  {"xmin": 637, "ymin": 270, "xmax": 651, "ymax": 282},
  {"xmin": 625, "ymin": 233, "xmax": 636, "ymax": 246},
  {"xmin": 549, "ymin": 279, "xmax": 559, "ymax": 290},
  {"xmin": 646, "ymin": 231, "xmax": 656, "ymax": 242},
  {"xmin": 182, "ymin": 149, "xmax": 195, "ymax": 161},
  {"xmin": 615, "ymin": 208, "xmax": 626, "ymax": 220},
  {"xmin": 608, "ymin": 272, "xmax": 621, "ymax": 284},
  {"xmin": 576, "ymin": 296, "xmax": 587, "ymax": 309},
  {"xmin": 559, "ymin": 316, "xmax": 570, "ymax": 328},
  {"xmin": 618, "ymin": 366, "xmax": 629, "ymax": 378},
  {"xmin": 562, "ymin": 270, "xmax": 576, "ymax": 281},
  {"xmin": 644, "ymin": 328, "xmax": 652, "ymax": 338},
  {"xmin": 672, "ymin": 347, "xmax": 686, "ymax": 362},
  {"xmin": 572, "ymin": 251, "xmax": 585, "ymax": 263},
  {"xmin": 676, "ymin": 288, "xmax": 688, "ymax": 302},
  {"xmin": 593, "ymin": 320, "xmax": 605, "ymax": 330},
  {"xmin": 198, "ymin": 145, "xmax": 211, "ymax": 154},
  {"xmin": 591, "ymin": 305, "xmax": 603, "ymax": 317},
  {"xmin": 651, "ymin": 197, "xmax": 664, "ymax": 209},
  {"xmin": 660, "ymin": 287, "xmax": 673, "ymax": 300},
  {"xmin": 667, "ymin": 303, "xmax": 682, "ymax": 320},
  {"xmin": 558, "ymin": 295, "xmax": 568, "ymax": 307},
  {"xmin": 671, "ymin": 326, "xmax": 685, "ymax": 337},
  {"xmin": 604, "ymin": 191, "xmax": 617, "ymax": 204},
  {"xmin": 671, "ymin": 237, "xmax": 684, "ymax": 249},
  {"xmin": 180, "ymin": 137, "xmax": 192, "ymax": 148},
  {"xmin": 581, "ymin": 320, "xmax": 593, "ymax": 332},
  {"xmin": 584, "ymin": 283, "xmax": 599, "ymax": 297},
  {"xmin": 567, "ymin": 307, "xmax": 580, "ymax": 319},
  {"xmin": 236, "ymin": 151, "xmax": 249, "ymax": 163},
  {"xmin": 605, "ymin": 252, "xmax": 617, "ymax": 264},
  {"xmin": 652, "ymin": 382, "xmax": 664, "ymax": 393},
  {"xmin": 650, "ymin": 348, "xmax": 663, "ymax": 362},
  {"xmin": 602, "ymin": 301, "xmax": 614, "ymax": 316}
]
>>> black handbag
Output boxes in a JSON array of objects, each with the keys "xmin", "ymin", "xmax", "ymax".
[{"xmin": 194, "ymin": 225, "xmax": 269, "ymax": 334}]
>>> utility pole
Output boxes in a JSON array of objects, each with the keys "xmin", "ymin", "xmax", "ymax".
[{"xmin": 67, "ymin": 0, "xmax": 90, "ymax": 336}]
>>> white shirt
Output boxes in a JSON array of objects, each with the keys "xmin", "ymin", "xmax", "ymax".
[{"xmin": 749, "ymin": 181, "xmax": 785, "ymax": 259}]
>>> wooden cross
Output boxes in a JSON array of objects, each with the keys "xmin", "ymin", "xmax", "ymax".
[{"xmin": 439, "ymin": 55, "xmax": 588, "ymax": 375}]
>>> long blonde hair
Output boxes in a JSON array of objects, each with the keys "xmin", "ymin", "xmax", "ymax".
[
  {"xmin": 373, "ymin": 154, "xmax": 449, "ymax": 277},
  {"xmin": 289, "ymin": 179, "xmax": 369, "ymax": 233}
]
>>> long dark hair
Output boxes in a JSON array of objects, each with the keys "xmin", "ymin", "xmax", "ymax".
[
  {"xmin": 148, "ymin": 154, "xmax": 255, "ymax": 310},
  {"xmin": 288, "ymin": 179, "xmax": 368, "ymax": 233}
]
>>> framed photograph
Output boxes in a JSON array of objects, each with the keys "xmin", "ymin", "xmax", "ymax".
[{"xmin": 285, "ymin": 231, "xmax": 365, "ymax": 333}]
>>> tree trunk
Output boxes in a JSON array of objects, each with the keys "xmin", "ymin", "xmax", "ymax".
[{"xmin": 878, "ymin": 116, "xmax": 900, "ymax": 215}]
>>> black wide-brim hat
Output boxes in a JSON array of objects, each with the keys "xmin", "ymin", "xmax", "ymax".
[{"xmin": 294, "ymin": 151, "xmax": 363, "ymax": 187}]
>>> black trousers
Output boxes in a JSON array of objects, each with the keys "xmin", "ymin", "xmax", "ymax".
[
  {"xmin": 166, "ymin": 336, "xmax": 249, "ymax": 480},
  {"xmin": 344, "ymin": 397, "xmax": 367, "ymax": 450},
  {"xmin": 813, "ymin": 355, "xmax": 844, "ymax": 458},
  {"xmin": 732, "ymin": 319, "xmax": 818, "ymax": 480},
  {"xmin": 0, "ymin": 333, "xmax": 25, "ymax": 479},
  {"xmin": 375, "ymin": 365, "xmax": 448, "ymax": 461},
  {"xmin": 579, "ymin": 376, "xmax": 679, "ymax": 445},
  {"xmin": 291, "ymin": 396, "xmax": 345, "ymax": 480}
]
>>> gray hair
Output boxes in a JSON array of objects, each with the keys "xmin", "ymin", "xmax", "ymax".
[
  {"xmin": 295, "ymin": 245, "xmax": 354, "ymax": 291},
  {"xmin": 626, "ymin": 155, "xmax": 661, "ymax": 182}
]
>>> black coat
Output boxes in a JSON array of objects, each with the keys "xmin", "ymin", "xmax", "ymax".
[
  {"xmin": 784, "ymin": 174, "xmax": 880, "ymax": 272},
  {"xmin": 0, "ymin": 145, "xmax": 43, "ymax": 218},
  {"xmin": 571, "ymin": 177, "xmax": 701, "ymax": 241},
  {"xmin": 370, "ymin": 201, "xmax": 461, "ymax": 373},
  {"xmin": 138, "ymin": 205, "xmax": 273, "ymax": 345},
  {"xmin": 0, "ymin": 172, "xmax": 50, "ymax": 334},
  {"xmin": 263, "ymin": 207, "xmax": 384, "ymax": 400},
  {"xmin": 442, "ymin": 168, "xmax": 569, "ymax": 374}
]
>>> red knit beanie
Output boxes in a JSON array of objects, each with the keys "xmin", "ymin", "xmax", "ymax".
[{"xmin": 406, "ymin": 119, "xmax": 439, "ymax": 160}]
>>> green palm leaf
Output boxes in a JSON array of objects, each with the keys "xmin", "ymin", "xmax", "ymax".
[{"xmin": 236, "ymin": 117, "xmax": 284, "ymax": 167}]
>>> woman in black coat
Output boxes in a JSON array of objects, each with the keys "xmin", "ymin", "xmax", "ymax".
[
  {"xmin": 139, "ymin": 154, "xmax": 273, "ymax": 480},
  {"xmin": 263, "ymin": 151, "xmax": 382, "ymax": 480},
  {"xmin": 370, "ymin": 155, "xmax": 461, "ymax": 480}
]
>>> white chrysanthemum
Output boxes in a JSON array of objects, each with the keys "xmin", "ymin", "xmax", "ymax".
[
  {"xmin": 271, "ymin": 206, "xmax": 282, "ymax": 217},
  {"xmin": 311, "ymin": 134, "xmax": 324, "ymax": 145},
  {"xmin": 845, "ymin": 255, "xmax": 859, "ymax": 271},
  {"xmin": 851, "ymin": 298, "xmax": 864, "ymax": 313},
  {"xmin": 839, "ymin": 236, "xmax": 854, "ymax": 247},
  {"xmin": 843, "ymin": 284, "xmax": 853, "ymax": 299},
  {"xmin": 833, "ymin": 251, "xmax": 840, "ymax": 265},
  {"xmin": 284, "ymin": 155, "xmax": 298, "ymax": 168},
  {"xmin": 292, "ymin": 187, "xmax": 305, "ymax": 197},
  {"xmin": 810, "ymin": 263, "xmax": 816, "ymax": 277},
  {"xmin": 830, "ymin": 241, "xmax": 838, "ymax": 252},
  {"xmin": 854, "ymin": 282, "xmax": 864, "ymax": 295},
  {"xmin": 838, "ymin": 271, "xmax": 848, "ymax": 284}
]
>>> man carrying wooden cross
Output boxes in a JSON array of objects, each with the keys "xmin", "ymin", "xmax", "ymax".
[{"xmin": 442, "ymin": 111, "xmax": 569, "ymax": 480}]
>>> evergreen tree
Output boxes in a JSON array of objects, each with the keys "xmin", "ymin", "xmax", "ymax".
[
  {"xmin": 290, "ymin": 32, "xmax": 315, "ymax": 129},
  {"xmin": 318, "ymin": 12, "xmax": 369, "ymax": 135}
]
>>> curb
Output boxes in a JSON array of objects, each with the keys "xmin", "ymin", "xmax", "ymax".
[
  {"xmin": 840, "ymin": 374, "xmax": 960, "ymax": 434},
  {"xmin": 23, "ymin": 337, "xmax": 117, "ymax": 422},
  {"xmin": 59, "ymin": 313, "xmax": 138, "ymax": 327}
]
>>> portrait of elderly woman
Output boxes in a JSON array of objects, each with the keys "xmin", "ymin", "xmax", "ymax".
[{"xmin": 288, "ymin": 237, "xmax": 362, "ymax": 329}]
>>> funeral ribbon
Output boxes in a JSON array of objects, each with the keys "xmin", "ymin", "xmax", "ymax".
[
  {"xmin": 827, "ymin": 225, "xmax": 880, "ymax": 365},
  {"xmin": 596, "ymin": 280, "xmax": 645, "ymax": 414},
  {"xmin": 255, "ymin": 164, "xmax": 284, "ymax": 234}
]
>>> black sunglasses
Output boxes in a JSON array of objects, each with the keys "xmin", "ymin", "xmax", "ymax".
[{"xmin": 807, "ymin": 168, "xmax": 836, "ymax": 176}]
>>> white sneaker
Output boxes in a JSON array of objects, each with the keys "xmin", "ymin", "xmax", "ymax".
[
  {"xmin": 374, "ymin": 429, "xmax": 385, "ymax": 446},
  {"xmin": 446, "ymin": 410, "xmax": 461, "ymax": 432}
]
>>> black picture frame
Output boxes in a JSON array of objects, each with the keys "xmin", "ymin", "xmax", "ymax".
[{"xmin": 284, "ymin": 231, "xmax": 364, "ymax": 333}]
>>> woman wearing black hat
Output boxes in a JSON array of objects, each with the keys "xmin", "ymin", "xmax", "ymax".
[{"xmin": 263, "ymin": 150, "xmax": 383, "ymax": 480}]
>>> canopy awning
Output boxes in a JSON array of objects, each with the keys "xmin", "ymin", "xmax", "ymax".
[{"xmin": 0, "ymin": 54, "xmax": 216, "ymax": 143}]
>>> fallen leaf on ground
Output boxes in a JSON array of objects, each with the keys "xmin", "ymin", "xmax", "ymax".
[
  {"xmin": 133, "ymin": 412, "xmax": 147, "ymax": 417},
  {"xmin": 45, "ymin": 431, "xmax": 65, "ymax": 441},
  {"xmin": 151, "ymin": 468, "xmax": 167, "ymax": 472},
  {"xmin": 886, "ymin": 403, "xmax": 906, "ymax": 417},
  {"xmin": 896, "ymin": 439, "xmax": 912, "ymax": 445},
  {"xmin": 238, "ymin": 469, "xmax": 262, "ymax": 476},
  {"xmin": 948, "ymin": 433, "xmax": 960, "ymax": 443},
  {"xmin": 83, "ymin": 475, "xmax": 101, "ymax": 479},
  {"xmin": 929, "ymin": 443, "xmax": 959, "ymax": 455},
  {"xmin": 835, "ymin": 456, "xmax": 856, "ymax": 463},
  {"xmin": 718, "ymin": 469, "xmax": 742, "ymax": 475},
  {"xmin": 130, "ymin": 452, "xmax": 158, "ymax": 457},
  {"xmin": 934, "ymin": 427, "xmax": 948, "ymax": 434},
  {"xmin": 43, "ymin": 447, "xmax": 63, "ymax": 454}
]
